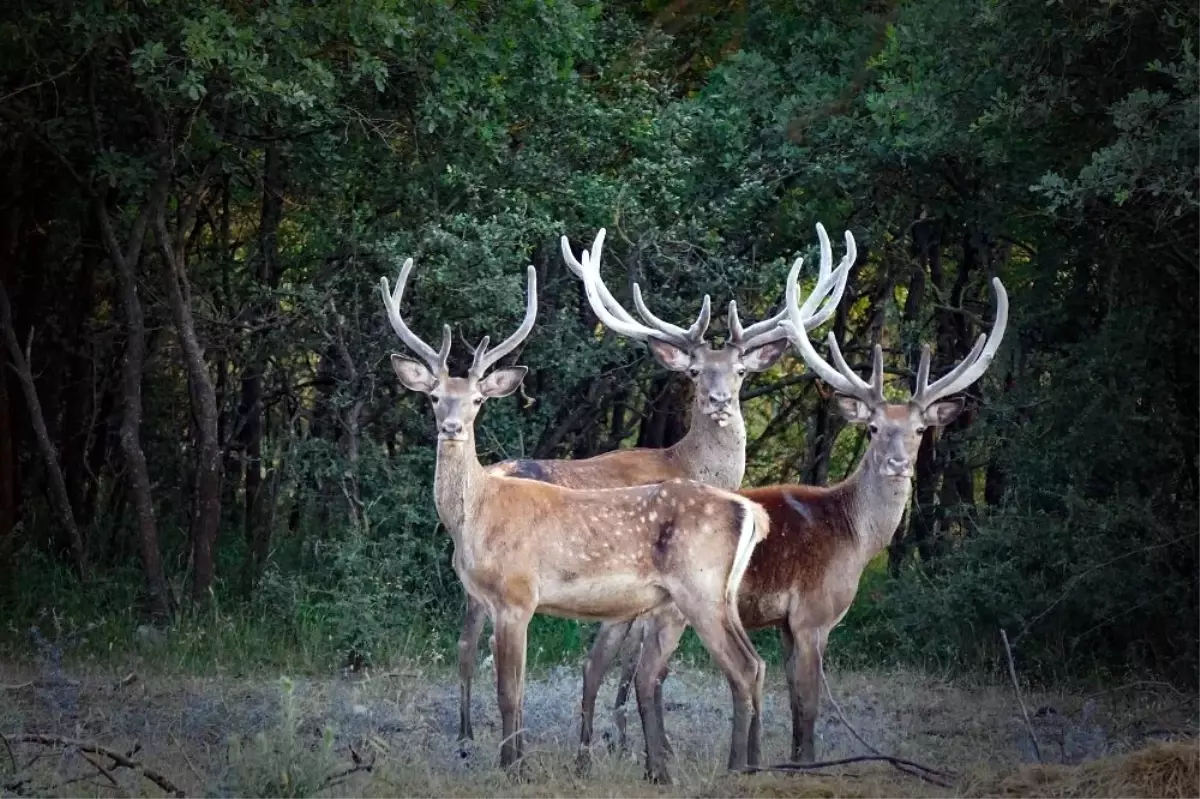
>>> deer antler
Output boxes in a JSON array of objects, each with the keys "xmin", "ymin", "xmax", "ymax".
[
  {"xmin": 779, "ymin": 252, "xmax": 884, "ymax": 406},
  {"xmin": 727, "ymin": 223, "xmax": 856, "ymax": 352},
  {"xmin": 468, "ymin": 266, "xmax": 538, "ymax": 378},
  {"xmin": 910, "ymin": 277, "xmax": 1008, "ymax": 408},
  {"xmin": 562, "ymin": 229, "xmax": 711, "ymax": 350},
  {"xmin": 380, "ymin": 258, "xmax": 452, "ymax": 376}
]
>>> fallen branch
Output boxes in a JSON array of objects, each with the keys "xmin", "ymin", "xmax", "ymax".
[
  {"xmin": 748, "ymin": 754, "xmax": 955, "ymax": 788},
  {"xmin": 1001, "ymin": 628, "xmax": 1042, "ymax": 763},
  {"xmin": 7, "ymin": 734, "xmax": 185, "ymax": 797},
  {"xmin": 318, "ymin": 749, "xmax": 375, "ymax": 792},
  {"xmin": 816, "ymin": 652, "xmax": 956, "ymax": 787}
]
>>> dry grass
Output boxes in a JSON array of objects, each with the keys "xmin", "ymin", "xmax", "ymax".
[{"xmin": 1, "ymin": 658, "xmax": 1195, "ymax": 798}]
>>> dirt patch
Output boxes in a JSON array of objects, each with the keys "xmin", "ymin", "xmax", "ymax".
[{"xmin": 1, "ymin": 660, "xmax": 1195, "ymax": 797}]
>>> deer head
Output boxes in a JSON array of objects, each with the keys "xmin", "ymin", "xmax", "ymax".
[
  {"xmin": 381, "ymin": 258, "xmax": 536, "ymax": 442},
  {"xmin": 563, "ymin": 226, "xmax": 854, "ymax": 427},
  {"xmin": 779, "ymin": 261, "xmax": 1008, "ymax": 480}
]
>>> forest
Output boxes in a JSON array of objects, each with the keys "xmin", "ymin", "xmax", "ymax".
[{"xmin": 0, "ymin": 0, "xmax": 1197, "ymax": 792}]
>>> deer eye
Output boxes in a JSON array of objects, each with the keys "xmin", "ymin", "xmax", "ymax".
[
  {"xmin": 431, "ymin": 396, "xmax": 441, "ymax": 405},
  {"xmin": 472, "ymin": 396, "xmax": 483, "ymax": 406},
  {"xmin": 687, "ymin": 366, "xmax": 701, "ymax": 378},
  {"xmin": 868, "ymin": 423, "xmax": 879, "ymax": 435},
  {"xmin": 915, "ymin": 425, "xmax": 927, "ymax": 435},
  {"xmin": 735, "ymin": 366, "xmax": 746, "ymax": 376}
]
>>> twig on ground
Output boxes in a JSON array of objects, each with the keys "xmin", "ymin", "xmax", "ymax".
[
  {"xmin": 749, "ymin": 755, "xmax": 955, "ymax": 788},
  {"xmin": 115, "ymin": 672, "xmax": 139, "ymax": 689},
  {"xmin": 169, "ymin": 732, "xmax": 206, "ymax": 785},
  {"xmin": 816, "ymin": 652, "xmax": 955, "ymax": 787},
  {"xmin": 7, "ymin": 734, "xmax": 185, "ymax": 797},
  {"xmin": 1000, "ymin": 628, "xmax": 1042, "ymax": 763},
  {"xmin": 78, "ymin": 751, "xmax": 121, "ymax": 789},
  {"xmin": 1, "ymin": 682, "xmax": 33, "ymax": 691},
  {"xmin": 1, "ymin": 732, "xmax": 15, "ymax": 773},
  {"xmin": 318, "ymin": 751, "xmax": 375, "ymax": 792}
]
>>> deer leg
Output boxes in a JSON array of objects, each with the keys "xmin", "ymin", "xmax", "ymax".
[
  {"xmin": 613, "ymin": 616, "xmax": 647, "ymax": 755},
  {"xmin": 725, "ymin": 602, "xmax": 765, "ymax": 767},
  {"xmin": 493, "ymin": 605, "xmax": 532, "ymax": 776},
  {"xmin": 457, "ymin": 594, "xmax": 488, "ymax": 742},
  {"xmin": 683, "ymin": 604, "xmax": 757, "ymax": 774},
  {"xmin": 649, "ymin": 604, "xmax": 687, "ymax": 757},
  {"xmin": 577, "ymin": 618, "xmax": 633, "ymax": 774},
  {"xmin": 633, "ymin": 610, "xmax": 686, "ymax": 784},
  {"xmin": 786, "ymin": 618, "xmax": 822, "ymax": 764}
]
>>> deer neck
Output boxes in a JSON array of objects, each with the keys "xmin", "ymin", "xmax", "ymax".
[
  {"xmin": 668, "ymin": 398, "xmax": 746, "ymax": 490},
  {"xmin": 433, "ymin": 432, "xmax": 488, "ymax": 542},
  {"xmin": 842, "ymin": 449, "xmax": 914, "ymax": 558}
]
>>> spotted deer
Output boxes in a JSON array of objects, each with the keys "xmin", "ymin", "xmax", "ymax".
[
  {"xmin": 455, "ymin": 225, "xmax": 853, "ymax": 758},
  {"xmin": 380, "ymin": 257, "xmax": 773, "ymax": 783},
  {"xmin": 580, "ymin": 260, "xmax": 1009, "ymax": 764}
]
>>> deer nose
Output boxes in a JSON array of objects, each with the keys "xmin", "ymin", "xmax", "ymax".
[
  {"xmin": 708, "ymin": 391, "xmax": 732, "ymax": 406},
  {"xmin": 885, "ymin": 456, "xmax": 911, "ymax": 475},
  {"xmin": 440, "ymin": 420, "xmax": 464, "ymax": 436}
]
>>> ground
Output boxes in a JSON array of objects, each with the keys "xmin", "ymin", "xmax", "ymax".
[{"xmin": 0, "ymin": 656, "xmax": 1195, "ymax": 797}]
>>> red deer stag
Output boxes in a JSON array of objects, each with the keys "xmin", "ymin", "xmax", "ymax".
[
  {"xmin": 580, "ymin": 260, "xmax": 1009, "ymax": 764},
  {"xmin": 455, "ymin": 225, "xmax": 853, "ymax": 752},
  {"xmin": 380, "ymin": 258, "xmax": 772, "ymax": 783}
]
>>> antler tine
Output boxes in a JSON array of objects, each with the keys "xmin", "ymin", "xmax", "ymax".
[
  {"xmin": 469, "ymin": 334, "xmax": 491, "ymax": 376},
  {"xmin": 727, "ymin": 300, "xmax": 745, "ymax": 345},
  {"xmin": 779, "ymin": 257, "xmax": 879, "ymax": 403},
  {"xmin": 913, "ymin": 277, "xmax": 1009, "ymax": 407},
  {"xmin": 562, "ymin": 229, "xmax": 640, "ymax": 326},
  {"xmin": 471, "ymin": 265, "xmax": 539, "ymax": 377},
  {"xmin": 379, "ymin": 258, "xmax": 449, "ymax": 374},
  {"xmin": 734, "ymin": 225, "xmax": 856, "ymax": 352},
  {"xmin": 631, "ymin": 283, "xmax": 710, "ymax": 346}
]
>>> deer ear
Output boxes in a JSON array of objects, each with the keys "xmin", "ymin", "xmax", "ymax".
[
  {"xmin": 923, "ymin": 397, "xmax": 965, "ymax": 427},
  {"xmin": 391, "ymin": 354, "xmax": 438, "ymax": 394},
  {"xmin": 479, "ymin": 366, "xmax": 528, "ymax": 398},
  {"xmin": 834, "ymin": 394, "xmax": 872, "ymax": 423},
  {"xmin": 741, "ymin": 339, "xmax": 789, "ymax": 373},
  {"xmin": 647, "ymin": 338, "xmax": 693, "ymax": 371}
]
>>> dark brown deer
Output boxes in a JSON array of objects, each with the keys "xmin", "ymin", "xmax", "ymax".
[
  {"xmin": 455, "ymin": 226, "xmax": 853, "ymax": 754},
  {"xmin": 381, "ymin": 257, "xmax": 772, "ymax": 783},
  {"xmin": 579, "ymin": 261, "xmax": 1009, "ymax": 764}
]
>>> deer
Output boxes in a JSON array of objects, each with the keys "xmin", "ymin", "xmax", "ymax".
[
  {"xmin": 578, "ymin": 258, "xmax": 1009, "ymax": 765},
  {"xmin": 453, "ymin": 225, "xmax": 854, "ymax": 758},
  {"xmin": 380, "ymin": 256, "xmax": 775, "ymax": 783}
]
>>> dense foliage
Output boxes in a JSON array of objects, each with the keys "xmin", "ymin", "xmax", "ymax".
[{"xmin": 1, "ymin": 0, "xmax": 1196, "ymax": 684}]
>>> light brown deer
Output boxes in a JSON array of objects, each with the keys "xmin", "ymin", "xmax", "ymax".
[
  {"xmin": 454, "ymin": 225, "xmax": 853, "ymax": 752},
  {"xmin": 580, "ymin": 261, "xmax": 1009, "ymax": 764},
  {"xmin": 380, "ymin": 257, "xmax": 773, "ymax": 783}
]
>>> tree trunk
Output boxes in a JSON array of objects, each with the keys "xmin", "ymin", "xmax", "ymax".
[
  {"xmin": 154, "ymin": 208, "xmax": 222, "ymax": 604},
  {"xmin": 96, "ymin": 186, "xmax": 172, "ymax": 621},
  {"xmin": 0, "ymin": 282, "xmax": 87, "ymax": 579},
  {"xmin": 241, "ymin": 141, "xmax": 284, "ymax": 593}
]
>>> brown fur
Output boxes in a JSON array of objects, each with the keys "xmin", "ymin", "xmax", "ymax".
[{"xmin": 735, "ymin": 484, "xmax": 858, "ymax": 629}]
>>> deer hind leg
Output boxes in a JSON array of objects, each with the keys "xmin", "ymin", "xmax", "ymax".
[
  {"xmin": 649, "ymin": 604, "xmax": 688, "ymax": 757},
  {"xmin": 677, "ymin": 598, "xmax": 759, "ymax": 774},
  {"xmin": 577, "ymin": 618, "xmax": 633, "ymax": 774},
  {"xmin": 493, "ymin": 604, "xmax": 533, "ymax": 776},
  {"xmin": 612, "ymin": 616, "xmax": 648, "ymax": 755},
  {"xmin": 727, "ymin": 602, "xmax": 766, "ymax": 767},
  {"xmin": 785, "ymin": 617, "xmax": 823, "ymax": 764},
  {"xmin": 632, "ymin": 610, "xmax": 687, "ymax": 785},
  {"xmin": 457, "ymin": 594, "xmax": 489, "ymax": 742}
]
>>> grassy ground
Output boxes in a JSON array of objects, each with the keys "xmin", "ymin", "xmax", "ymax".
[{"xmin": 1, "ymin": 651, "xmax": 1196, "ymax": 798}]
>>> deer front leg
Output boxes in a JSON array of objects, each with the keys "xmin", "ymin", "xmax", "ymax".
[
  {"xmin": 577, "ymin": 619, "xmax": 633, "ymax": 774},
  {"xmin": 493, "ymin": 605, "xmax": 533, "ymax": 776},
  {"xmin": 632, "ymin": 611, "xmax": 686, "ymax": 784},
  {"xmin": 784, "ymin": 618, "xmax": 822, "ymax": 763},
  {"xmin": 457, "ymin": 594, "xmax": 488, "ymax": 742}
]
